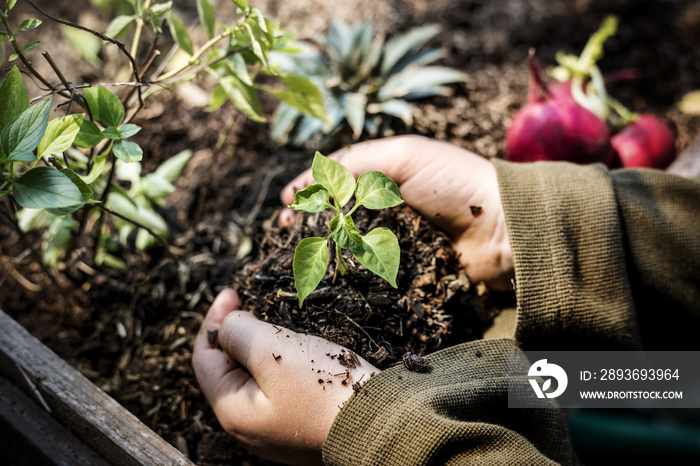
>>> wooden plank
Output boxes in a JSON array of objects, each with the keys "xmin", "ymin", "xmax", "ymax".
[
  {"xmin": 0, "ymin": 373, "xmax": 110, "ymax": 465},
  {"xmin": 0, "ymin": 309, "xmax": 195, "ymax": 466}
]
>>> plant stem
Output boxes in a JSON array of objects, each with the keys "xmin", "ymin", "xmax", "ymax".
[
  {"xmin": 130, "ymin": 0, "xmax": 151, "ymax": 59},
  {"xmin": 0, "ymin": 9, "xmax": 56, "ymax": 92},
  {"xmin": 156, "ymin": 28, "xmax": 235, "ymax": 82},
  {"xmin": 346, "ymin": 202, "xmax": 360, "ymax": 217},
  {"xmin": 335, "ymin": 242, "xmax": 348, "ymax": 276}
]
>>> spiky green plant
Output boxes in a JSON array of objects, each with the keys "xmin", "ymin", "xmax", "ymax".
[{"xmin": 270, "ymin": 20, "xmax": 466, "ymax": 146}]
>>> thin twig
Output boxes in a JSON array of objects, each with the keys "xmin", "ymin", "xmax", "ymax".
[
  {"xmin": 0, "ymin": 9, "xmax": 57, "ymax": 93},
  {"xmin": 24, "ymin": 0, "xmax": 142, "ymax": 82},
  {"xmin": 41, "ymin": 51, "xmax": 90, "ymax": 118}
]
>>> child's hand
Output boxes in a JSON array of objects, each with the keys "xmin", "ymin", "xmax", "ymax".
[
  {"xmin": 280, "ymin": 135, "xmax": 514, "ymax": 291},
  {"xmin": 192, "ymin": 289, "xmax": 378, "ymax": 465}
]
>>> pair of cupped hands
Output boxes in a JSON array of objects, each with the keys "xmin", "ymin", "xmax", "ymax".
[{"xmin": 192, "ymin": 135, "xmax": 514, "ymax": 464}]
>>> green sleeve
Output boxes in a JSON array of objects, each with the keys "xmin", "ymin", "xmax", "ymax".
[
  {"xmin": 494, "ymin": 160, "xmax": 700, "ymax": 350},
  {"xmin": 323, "ymin": 161, "xmax": 700, "ymax": 465},
  {"xmin": 493, "ymin": 159, "xmax": 641, "ymax": 350},
  {"xmin": 610, "ymin": 169, "xmax": 700, "ymax": 349},
  {"xmin": 323, "ymin": 338, "xmax": 575, "ymax": 466}
]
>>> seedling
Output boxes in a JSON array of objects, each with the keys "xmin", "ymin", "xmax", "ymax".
[{"xmin": 289, "ymin": 152, "xmax": 403, "ymax": 307}]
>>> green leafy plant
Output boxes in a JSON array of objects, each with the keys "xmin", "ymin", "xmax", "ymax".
[
  {"xmin": 289, "ymin": 152, "xmax": 404, "ymax": 307},
  {"xmin": 270, "ymin": 20, "xmax": 467, "ymax": 147},
  {"xmin": 0, "ymin": 0, "xmax": 325, "ymax": 267},
  {"xmin": 0, "ymin": 67, "xmax": 94, "ymax": 215}
]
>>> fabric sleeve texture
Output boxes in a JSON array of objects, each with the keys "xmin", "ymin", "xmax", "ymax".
[
  {"xmin": 323, "ymin": 161, "xmax": 700, "ymax": 465},
  {"xmin": 323, "ymin": 338, "xmax": 575, "ymax": 466},
  {"xmin": 493, "ymin": 160, "xmax": 641, "ymax": 350},
  {"xmin": 610, "ymin": 169, "xmax": 700, "ymax": 349}
]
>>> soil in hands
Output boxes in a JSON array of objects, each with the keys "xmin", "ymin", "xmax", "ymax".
[{"xmin": 235, "ymin": 205, "xmax": 493, "ymax": 370}]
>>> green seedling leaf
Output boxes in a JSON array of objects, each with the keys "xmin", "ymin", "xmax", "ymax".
[
  {"xmin": 265, "ymin": 73, "xmax": 328, "ymax": 123},
  {"xmin": 244, "ymin": 21, "xmax": 269, "ymax": 70},
  {"xmin": 38, "ymin": 114, "xmax": 85, "ymax": 158},
  {"xmin": 101, "ymin": 126, "xmax": 123, "ymax": 140},
  {"xmin": 18, "ymin": 18, "xmax": 42, "ymax": 31},
  {"xmin": 230, "ymin": 0, "xmax": 250, "ymax": 11},
  {"xmin": 101, "ymin": 124, "xmax": 139, "ymax": 140},
  {"xmin": 209, "ymin": 83, "xmax": 228, "ymax": 112},
  {"xmin": 142, "ymin": 174, "xmax": 175, "ymax": 205},
  {"xmin": 108, "ymin": 192, "xmax": 168, "ymax": 234},
  {"xmin": 1, "ymin": 98, "xmax": 51, "ymax": 156},
  {"xmin": 229, "ymin": 53, "xmax": 254, "ymax": 86},
  {"xmin": 290, "ymin": 183, "xmax": 333, "ymax": 213},
  {"xmin": 22, "ymin": 40, "xmax": 40, "ymax": 53},
  {"xmin": 355, "ymin": 171, "xmax": 404, "ymax": 210},
  {"xmin": 330, "ymin": 214, "xmax": 363, "ymax": 253},
  {"xmin": 168, "ymin": 12, "xmax": 194, "ymax": 56},
  {"xmin": 113, "ymin": 139, "xmax": 143, "ymax": 163},
  {"xmin": 352, "ymin": 227, "xmax": 400, "ymax": 288},
  {"xmin": 293, "ymin": 236, "xmax": 329, "ymax": 307},
  {"xmin": 43, "ymin": 215, "xmax": 78, "ymax": 267},
  {"xmin": 16, "ymin": 207, "xmax": 52, "ymax": 233},
  {"xmin": 84, "ymin": 87, "xmax": 125, "ymax": 128},
  {"xmin": 251, "ymin": 8, "xmax": 274, "ymax": 44},
  {"xmin": 153, "ymin": 149, "xmax": 192, "ymax": 183},
  {"xmin": 12, "ymin": 166, "xmax": 85, "ymax": 210},
  {"xmin": 6, "ymin": 0, "xmax": 17, "ymax": 12},
  {"xmin": 149, "ymin": 1, "xmax": 173, "ymax": 18},
  {"xmin": 218, "ymin": 76, "xmax": 266, "ymax": 123},
  {"xmin": 0, "ymin": 67, "xmax": 30, "ymax": 135},
  {"xmin": 6, "ymin": 150, "xmax": 36, "ymax": 162},
  {"xmin": 105, "ymin": 15, "xmax": 136, "ymax": 39},
  {"xmin": 250, "ymin": 8, "xmax": 269, "ymax": 33},
  {"xmin": 196, "ymin": 0, "xmax": 216, "ymax": 39},
  {"xmin": 82, "ymin": 153, "xmax": 108, "ymax": 184},
  {"xmin": 73, "ymin": 119, "xmax": 105, "ymax": 148},
  {"xmin": 311, "ymin": 152, "xmax": 355, "ymax": 208},
  {"xmin": 45, "ymin": 169, "xmax": 93, "ymax": 216}
]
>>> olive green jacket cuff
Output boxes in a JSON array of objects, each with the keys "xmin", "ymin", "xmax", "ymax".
[
  {"xmin": 493, "ymin": 160, "xmax": 640, "ymax": 350},
  {"xmin": 323, "ymin": 338, "xmax": 574, "ymax": 465}
]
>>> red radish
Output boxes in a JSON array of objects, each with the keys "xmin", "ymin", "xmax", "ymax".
[
  {"xmin": 611, "ymin": 114, "xmax": 675, "ymax": 169},
  {"xmin": 548, "ymin": 80, "xmax": 576, "ymax": 102},
  {"xmin": 506, "ymin": 55, "xmax": 614, "ymax": 165}
]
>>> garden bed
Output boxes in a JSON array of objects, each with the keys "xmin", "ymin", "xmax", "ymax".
[{"xmin": 2, "ymin": 0, "xmax": 700, "ymax": 464}]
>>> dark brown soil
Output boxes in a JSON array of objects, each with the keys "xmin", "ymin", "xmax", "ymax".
[
  {"xmin": 2, "ymin": 0, "xmax": 700, "ymax": 464},
  {"xmin": 235, "ymin": 205, "xmax": 492, "ymax": 370}
]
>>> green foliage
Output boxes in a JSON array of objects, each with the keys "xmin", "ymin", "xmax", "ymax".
[
  {"xmin": 0, "ymin": 71, "xmax": 92, "ymax": 214},
  {"xmin": 270, "ymin": 20, "xmax": 467, "ymax": 146},
  {"xmin": 0, "ymin": 0, "xmax": 324, "ymax": 268},
  {"xmin": 289, "ymin": 153, "xmax": 403, "ymax": 307}
]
